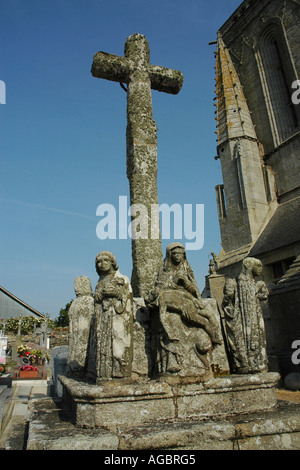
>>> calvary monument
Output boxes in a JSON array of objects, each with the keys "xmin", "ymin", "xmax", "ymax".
[{"xmin": 25, "ymin": 30, "xmax": 300, "ymax": 451}]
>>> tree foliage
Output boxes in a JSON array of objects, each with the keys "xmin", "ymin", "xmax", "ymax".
[{"xmin": 54, "ymin": 300, "xmax": 73, "ymax": 327}]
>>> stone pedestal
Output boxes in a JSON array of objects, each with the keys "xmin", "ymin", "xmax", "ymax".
[
  {"xmin": 59, "ymin": 372, "xmax": 280, "ymax": 430},
  {"xmin": 26, "ymin": 395, "xmax": 300, "ymax": 450}
]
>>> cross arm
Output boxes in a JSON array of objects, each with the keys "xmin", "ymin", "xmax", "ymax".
[
  {"xmin": 91, "ymin": 51, "xmax": 132, "ymax": 84},
  {"xmin": 149, "ymin": 65, "xmax": 183, "ymax": 95},
  {"xmin": 91, "ymin": 50, "xmax": 184, "ymax": 95}
]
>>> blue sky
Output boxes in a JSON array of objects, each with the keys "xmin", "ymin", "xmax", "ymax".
[{"xmin": 0, "ymin": 0, "xmax": 242, "ymax": 319}]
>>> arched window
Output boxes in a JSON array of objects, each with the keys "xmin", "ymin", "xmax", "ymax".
[{"xmin": 256, "ymin": 20, "xmax": 298, "ymax": 146}]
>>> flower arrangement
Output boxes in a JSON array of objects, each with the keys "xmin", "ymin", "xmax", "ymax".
[
  {"xmin": 30, "ymin": 349, "xmax": 50, "ymax": 363},
  {"xmin": 17, "ymin": 344, "xmax": 50, "ymax": 365},
  {"xmin": 0, "ymin": 363, "xmax": 7, "ymax": 376},
  {"xmin": 19, "ymin": 365, "xmax": 38, "ymax": 372},
  {"xmin": 17, "ymin": 344, "xmax": 32, "ymax": 358},
  {"xmin": 19, "ymin": 364, "xmax": 39, "ymax": 378}
]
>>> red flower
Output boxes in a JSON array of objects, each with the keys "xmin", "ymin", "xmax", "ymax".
[{"xmin": 19, "ymin": 365, "xmax": 38, "ymax": 371}]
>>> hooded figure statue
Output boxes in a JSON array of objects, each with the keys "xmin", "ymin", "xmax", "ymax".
[
  {"xmin": 148, "ymin": 242, "xmax": 221, "ymax": 377},
  {"xmin": 68, "ymin": 276, "xmax": 94, "ymax": 377},
  {"xmin": 222, "ymin": 257, "xmax": 268, "ymax": 374}
]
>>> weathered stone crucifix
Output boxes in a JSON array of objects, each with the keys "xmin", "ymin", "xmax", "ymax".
[
  {"xmin": 35, "ymin": 319, "xmax": 52, "ymax": 348},
  {"xmin": 91, "ymin": 33, "xmax": 183, "ymax": 298}
]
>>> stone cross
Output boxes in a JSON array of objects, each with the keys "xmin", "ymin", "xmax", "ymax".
[
  {"xmin": 91, "ymin": 33, "xmax": 183, "ymax": 298},
  {"xmin": 17, "ymin": 316, "xmax": 22, "ymax": 336},
  {"xmin": 35, "ymin": 319, "xmax": 52, "ymax": 348}
]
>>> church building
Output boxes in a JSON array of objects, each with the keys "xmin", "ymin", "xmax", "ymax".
[{"xmin": 212, "ymin": 0, "xmax": 300, "ymax": 376}]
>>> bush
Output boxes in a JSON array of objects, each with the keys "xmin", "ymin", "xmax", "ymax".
[{"xmin": 0, "ymin": 316, "xmax": 55, "ymax": 335}]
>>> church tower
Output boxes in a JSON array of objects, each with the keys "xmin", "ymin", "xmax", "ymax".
[{"xmin": 214, "ymin": 33, "xmax": 273, "ymax": 272}]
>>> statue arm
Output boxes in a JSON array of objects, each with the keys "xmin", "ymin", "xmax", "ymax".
[
  {"xmin": 94, "ymin": 285, "xmax": 103, "ymax": 303},
  {"xmin": 256, "ymin": 281, "xmax": 269, "ymax": 301},
  {"xmin": 173, "ymin": 272, "xmax": 193, "ymax": 291}
]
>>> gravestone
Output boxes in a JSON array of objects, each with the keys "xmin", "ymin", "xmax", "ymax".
[
  {"xmin": 12, "ymin": 317, "xmax": 22, "ymax": 361},
  {"xmin": 50, "ymin": 346, "xmax": 69, "ymax": 397},
  {"xmin": 0, "ymin": 335, "xmax": 8, "ymax": 364},
  {"xmin": 35, "ymin": 319, "xmax": 52, "ymax": 349}
]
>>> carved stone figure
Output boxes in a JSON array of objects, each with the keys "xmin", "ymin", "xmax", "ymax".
[
  {"xmin": 148, "ymin": 242, "xmax": 222, "ymax": 378},
  {"xmin": 222, "ymin": 257, "xmax": 269, "ymax": 374},
  {"xmin": 67, "ymin": 276, "xmax": 94, "ymax": 376},
  {"xmin": 91, "ymin": 251, "xmax": 133, "ymax": 380}
]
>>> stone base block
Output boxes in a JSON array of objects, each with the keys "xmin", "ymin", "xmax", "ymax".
[
  {"xmin": 26, "ymin": 396, "xmax": 300, "ymax": 450},
  {"xmin": 59, "ymin": 372, "xmax": 280, "ymax": 429}
]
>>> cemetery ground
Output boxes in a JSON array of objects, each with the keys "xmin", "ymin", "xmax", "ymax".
[{"xmin": 0, "ymin": 327, "xmax": 67, "ymax": 450}]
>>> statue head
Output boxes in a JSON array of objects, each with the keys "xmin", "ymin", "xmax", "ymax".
[
  {"xmin": 95, "ymin": 251, "xmax": 119, "ymax": 277},
  {"xmin": 242, "ymin": 257, "xmax": 263, "ymax": 278},
  {"xmin": 74, "ymin": 276, "xmax": 93, "ymax": 297},
  {"xmin": 165, "ymin": 242, "xmax": 186, "ymax": 266}
]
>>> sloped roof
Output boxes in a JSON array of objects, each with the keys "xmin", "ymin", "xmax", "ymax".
[
  {"xmin": 270, "ymin": 253, "xmax": 300, "ymax": 295},
  {"xmin": 0, "ymin": 285, "xmax": 44, "ymax": 319},
  {"xmin": 215, "ymin": 34, "xmax": 257, "ymax": 145},
  {"xmin": 250, "ymin": 197, "xmax": 300, "ymax": 256}
]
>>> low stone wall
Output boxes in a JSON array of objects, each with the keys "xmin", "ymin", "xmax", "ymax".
[{"xmin": 49, "ymin": 328, "xmax": 69, "ymax": 348}]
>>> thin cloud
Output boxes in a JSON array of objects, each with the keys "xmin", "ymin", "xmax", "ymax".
[{"xmin": 0, "ymin": 198, "xmax": 97, "ymax": 221}]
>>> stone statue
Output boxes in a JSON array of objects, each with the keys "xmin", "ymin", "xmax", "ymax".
[
  {"xmin": 67, "ymin": 276, "xmax": 94, "ymax": 376},
  {"xmin": 90, "ymin": 251, "xmax": 133, "ymax": 380},
  {"xmin": 148, "ymin": 242, "xmax": 222, "ymax": 378},
  {"xmin": 222, "ymin": 257, "xmax": 269, "ymax": 374}
]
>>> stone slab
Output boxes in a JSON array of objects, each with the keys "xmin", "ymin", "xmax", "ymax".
[
  {"xmin": 26, "ymin": 397, "xmax": 300, "ymax": 450},
  {"xmin": 59, "ymin": 372, "xmax": 280, "ymax": 429},
  {"xmin": 27, "ymin": 397, "xmax": 118, "ymax": 450}
]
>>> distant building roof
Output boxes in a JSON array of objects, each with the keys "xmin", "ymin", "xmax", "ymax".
[{"xmin": 0, "ymin": 285, "xmax": 44, "ymax": 320}]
